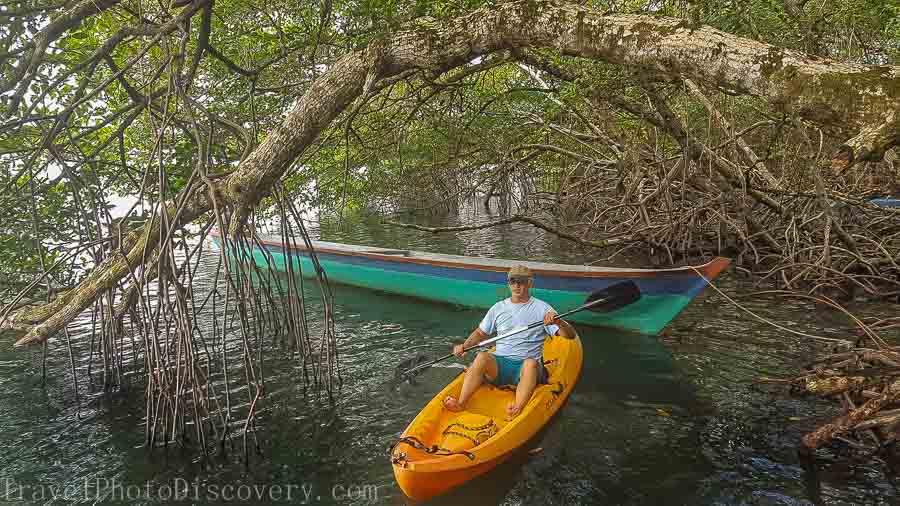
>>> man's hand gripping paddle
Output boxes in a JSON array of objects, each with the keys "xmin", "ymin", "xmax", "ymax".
[{"xmin": 392, "ymin": 280, "xmax": 640, "ymax": 385}]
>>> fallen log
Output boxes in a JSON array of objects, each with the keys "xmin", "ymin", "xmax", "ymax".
[
  {"xmin": 853, "ymin": 408, "xmax": 900, "ymax": 431},
  {"xmin": 802, "ymin": 379, "xmax": 900, "ymax": 449},
  {"xmin": 801, "ymin": 375, "xmax": 869, "ymax": 396}
]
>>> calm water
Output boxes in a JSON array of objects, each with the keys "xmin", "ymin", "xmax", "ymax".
[{"xmin": 0, "ymin": 212, "xmax": 897, "ymax": 505}]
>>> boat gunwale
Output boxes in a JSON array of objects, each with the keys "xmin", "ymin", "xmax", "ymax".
[{"xmin": 232, "ymin": 232, "xmax": 731, "ymax": 280}]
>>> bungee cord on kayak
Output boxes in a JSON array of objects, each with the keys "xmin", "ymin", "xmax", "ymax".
[{"xmin": 390, "ymin": 435, "xmax": 477, "ymax": 463}]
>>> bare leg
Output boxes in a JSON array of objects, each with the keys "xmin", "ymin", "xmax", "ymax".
[
  {"xmin": 507, "ymin": 359, "xmax": 539, "ymax": 419},
  {"xmin": 444, "ymin": 352, "xmax": 498, "ymax": 411}
]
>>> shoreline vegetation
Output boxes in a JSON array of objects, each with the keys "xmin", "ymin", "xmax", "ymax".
[{"xmin": 0, "ymin": 0, "xmax": 898, "ymax": 476}]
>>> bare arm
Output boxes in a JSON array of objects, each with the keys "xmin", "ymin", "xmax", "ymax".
[
  {"xmin": 554, "ymin": 318, "xmax": 577, "ymax": 339},
  {"xmin": 464, "ymin": 327, "xmax": 489, "ymax": 347},
  {"xmin": 453, "ymin": 327, "xmax": 489, "ymax": 357}
]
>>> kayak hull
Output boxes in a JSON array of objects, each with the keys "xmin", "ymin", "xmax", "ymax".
[
  {"xmin": 393, "ymin": 454, "xmax": 513, "ymax": 502},
  {"xmin": 390, "ymin": 334, "xmax": 583, "ymax": 501}
]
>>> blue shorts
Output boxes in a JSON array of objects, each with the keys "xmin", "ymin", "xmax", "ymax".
[{"xmin": 489, "ymin": 354, "xmax": 549, "ymax": 386}]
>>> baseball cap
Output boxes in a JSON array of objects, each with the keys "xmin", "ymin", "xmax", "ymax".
[{"xmin": 507, "ymin": 264, "xmax": 532, "ymax": 279}]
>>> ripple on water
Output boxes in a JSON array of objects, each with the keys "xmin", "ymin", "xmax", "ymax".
[{"xmin": 2, "ymin": 216, "xmax": 898, "ymax": 504}]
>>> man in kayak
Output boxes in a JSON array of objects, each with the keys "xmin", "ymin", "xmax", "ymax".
[{"xmin": 442, "ymin": 264, "xmax": 577, "ymax": 419}]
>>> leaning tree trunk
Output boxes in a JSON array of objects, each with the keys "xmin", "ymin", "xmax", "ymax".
[{"xmin": 5, "ymin": 0, "xmax": 900, "ymax": 346}]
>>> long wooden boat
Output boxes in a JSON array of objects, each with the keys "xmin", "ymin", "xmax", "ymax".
[
  {"xmin": 390, "ymin": 333, "xmax": 582, "ymax": 501},
  {"xmin": 871, "ymin": 197, "xmax": 900, "ymax": 208},
  {"xmin": 212, "ymin": 232, "xmax": 730, "ymax": 335}
]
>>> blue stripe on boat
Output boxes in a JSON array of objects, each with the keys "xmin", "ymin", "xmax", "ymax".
[{"xmin": 870, "ymin": 198, "xmax": 900, "ymax": 208}]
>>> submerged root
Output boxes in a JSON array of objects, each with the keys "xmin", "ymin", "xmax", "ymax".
[
  {"xmin": 1, "ymin": 185, "xmax": 342, "ymax": 460},
  {"xmin": 775, "ymin": 337, "xmax": 900, "ymax": 456}
]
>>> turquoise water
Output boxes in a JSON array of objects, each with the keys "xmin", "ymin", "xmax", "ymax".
[{"xmin": 0, "ymin": 212, "xmax": 896, "ymax": 504}]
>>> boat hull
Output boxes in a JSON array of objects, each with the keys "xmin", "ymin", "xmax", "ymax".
[
  {"xmin": 216, "ymin": 235, "xmax": 729, "ymax": 335},
  {"xmin": 871, "ymin": 197, "xmax": 900, "ymax": 208}
]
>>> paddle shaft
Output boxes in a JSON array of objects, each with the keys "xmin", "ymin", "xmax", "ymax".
[{"xmin": 399, "ymin": 296, "xmax": 606, "ymax": 378}]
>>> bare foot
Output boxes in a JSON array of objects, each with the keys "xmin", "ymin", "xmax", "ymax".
[
  {"xmin": 505, "ymin": 402, "xmax": 523, "ymax": 420},
  {"xmin": 443, "ymin": 395, "xmax": 464, "ymax": 412}
]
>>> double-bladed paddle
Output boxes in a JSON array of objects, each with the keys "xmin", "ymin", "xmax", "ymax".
[{"xmin": 393, "ymin": 280, "xmax": 641, "ymax": 383}]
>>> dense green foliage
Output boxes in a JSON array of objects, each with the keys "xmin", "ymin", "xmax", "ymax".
[{"xmin": 0, "ymin": 0, "xmax": 898, "ymax": 288}]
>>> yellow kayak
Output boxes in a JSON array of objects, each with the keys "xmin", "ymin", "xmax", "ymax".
[{"xmin": 390, "ymin": 334, "xmax": 583, "ymax": 501}]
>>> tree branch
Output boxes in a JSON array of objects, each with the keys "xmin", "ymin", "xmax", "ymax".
[{"xmin": 385, "ymin": 215, "xmax": 626, "ymax": 249}]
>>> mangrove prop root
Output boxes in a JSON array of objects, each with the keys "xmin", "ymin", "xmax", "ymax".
[{"xmin": 776, "ymin": 340, "xmax": 900, "ymax": 453}]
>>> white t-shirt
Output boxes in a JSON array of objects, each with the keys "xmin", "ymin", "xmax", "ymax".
[{"xmin": 478, "ymin": 297, "xmax": 560, "ymax": 360}]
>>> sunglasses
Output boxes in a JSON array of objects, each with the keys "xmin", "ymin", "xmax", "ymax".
[{"xmin": 507, "ymin": 276, "xmax": 531, "ymax": 285}]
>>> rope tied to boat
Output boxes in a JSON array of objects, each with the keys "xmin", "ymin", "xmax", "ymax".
[{"xmin": 389, "ymin": 436, "xmax": 476, "ymax": 462}]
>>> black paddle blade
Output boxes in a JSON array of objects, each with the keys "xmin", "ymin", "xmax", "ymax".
[
  {"xmin": 583, "ymin": 280, "xmax": 641, "ymax": 313},
  {"xmin": 393, "ymin": 352, "xmax": 431, "ymax": 385}
]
